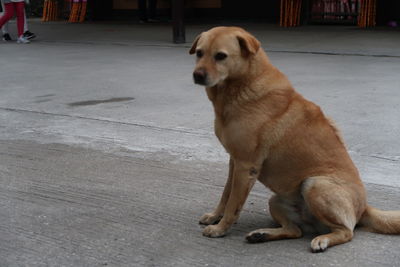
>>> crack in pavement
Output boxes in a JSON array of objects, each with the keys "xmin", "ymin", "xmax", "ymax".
[
  {"xmin": 0, "ymin": 107, "xmax": 212, "ymax": 137},
  {"xmin": 37, "ymin": 40, "xmax": 400, "ymax": 58},
  {"xmin": 368, "ymin": 155, "xmax": 399, "ymax": 162}
]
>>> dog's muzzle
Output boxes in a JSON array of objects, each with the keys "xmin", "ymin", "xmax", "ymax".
[{"xmin": 193, "ymin": 69, "xmax": 207, "ymax": 85}]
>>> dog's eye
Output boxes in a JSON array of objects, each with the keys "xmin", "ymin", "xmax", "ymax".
[
  {"xmin": 196, "ymin": 50, "xmax": 204, "ymax": 58},
  {"xmin": 214, "ymin": 52, "xmax": 227, "ymax": 61}
]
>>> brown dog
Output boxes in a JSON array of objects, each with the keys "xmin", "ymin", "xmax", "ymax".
[{"xmin": 190, "ymin": 26, "xmax": 400, "ymax": 252}]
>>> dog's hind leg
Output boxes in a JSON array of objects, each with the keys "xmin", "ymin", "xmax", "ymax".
[
  {"xmin": 246, "ymin": 195, "xmax": 302, "ymax": 243},
  {"xmin": 302, "ymin": 176, "xmax": 362, "ymax": 253}
]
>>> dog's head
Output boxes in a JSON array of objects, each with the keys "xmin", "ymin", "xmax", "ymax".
[{"xmin": 189, "ymin": 27, "xmax": 261, "ymax": 87}]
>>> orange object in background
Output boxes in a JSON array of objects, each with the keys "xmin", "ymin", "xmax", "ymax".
[
  {"xmin": 358, "ymin": 0, "xmax": 377, "ymax": 27},
  {"xmin": 42, "ymin": 0, "xmax": 59, "ymax": 21},
  {"xmin": 280, "ymin": 0, "xmax": 303, "ymax": 27},
  {"xmin": 68, "ymin": 0, "xmax": 87, "ymax": 23}
]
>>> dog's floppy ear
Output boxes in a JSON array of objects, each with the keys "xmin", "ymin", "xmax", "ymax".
[
  {"xmin": 236, "ymin": 32, "xmax": 260, "ymax": 57},
  {"xmin": 189, "ymin": 34, "xmax": 202, "ymax": 54}
]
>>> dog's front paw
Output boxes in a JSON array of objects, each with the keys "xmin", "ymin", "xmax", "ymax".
[
  {"xmin": 202, "ymin": 225, "xmax": 227, "ymax": 238},
  {"xmin": 199, "ymin": 212, "xmax": 222, "ymax": 225}
]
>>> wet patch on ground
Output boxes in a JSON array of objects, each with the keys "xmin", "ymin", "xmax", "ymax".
[
  {"xmin": 68, "ymin": 97, "xmax": 135, "ymax": 107},
  {"xmin": 36, "ymin": 94, "xmax": 56, "ymax": 98}
]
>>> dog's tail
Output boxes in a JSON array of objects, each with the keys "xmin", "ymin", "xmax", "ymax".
[{"xmin": 359, "ymin": 205, "xmax": 400, "ymax": 234}]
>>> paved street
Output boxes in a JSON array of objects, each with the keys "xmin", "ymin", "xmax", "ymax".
[{"xmin": 0, "ymin": 20, "xmax": 399, "ymax": 266}]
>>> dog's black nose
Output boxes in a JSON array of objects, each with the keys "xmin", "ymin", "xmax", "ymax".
[{"xmin": 193, "ymin": 69, "xmax": 207, "ymax": 85}]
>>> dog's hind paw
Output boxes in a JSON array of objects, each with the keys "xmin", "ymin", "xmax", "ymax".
[
  {"xmin": 246, "ymin": 231, "xmax": 270, "ymax": 243},
  {"xmin": 311, "ymin": 236, "xmax": 329, "ymax": 253}
]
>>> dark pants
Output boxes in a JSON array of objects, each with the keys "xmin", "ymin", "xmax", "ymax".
[{"xmin": 138, "ymin": 0, "xmax": 157, "ymax": 21}]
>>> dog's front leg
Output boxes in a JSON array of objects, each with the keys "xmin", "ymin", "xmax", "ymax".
[
  {"xmin": 199, "ymin": 158, "xmax": 234, "ymax": 225},
  {"xmin": 203, "ymin": 160, "xmax": 259, "ymax": 237}
]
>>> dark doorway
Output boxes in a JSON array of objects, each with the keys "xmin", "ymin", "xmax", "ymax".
[
  {"xmin": 89, "ymin": 0, "xmax": 113, "ymax": 20},
  {"xmin": 221, "ymin": 0, "xmax": 280, "ymax": 22},
  {"xmin": 376, "ymin": 0, "xmax": 400, "ymax": 25}
]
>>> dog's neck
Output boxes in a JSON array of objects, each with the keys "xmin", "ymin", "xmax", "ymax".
[{"xmin": 206, "ymin": 50, "xmax": 294, "ymax": 123}]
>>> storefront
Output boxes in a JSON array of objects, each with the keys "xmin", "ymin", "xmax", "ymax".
[
  {"xmin": 38, "ymin": 0, "xmax": 400, "ymax": 43},
  {"xmin": 106, "ymin": 0, "xmax": 399, "ymax": 25}
]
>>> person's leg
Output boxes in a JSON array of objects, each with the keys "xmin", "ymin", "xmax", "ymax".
[
  {"xmin": 2, "ymin": 21, "xmax": 9, "ymax": 34},
  {"xmin": 23, "ymin": 7, "xmax": 28, "ymax": 32},
  {"xmin": 15, "ymin": 1, "xmax": 25, "ymax": 37},
  {"xmin": 1, "ymin": 0, "xmax": 10, "ymax": 34},
  {"xmin": 14, "ymin": 1, "xmax": 29, "ymax": 43},
  {"xmin": 21, "ymin": 5, "xmax": 36, "ymax": 39},
  {"xmin": 0, "ymin": 3, "xmax": 14, "ymax": 29},
  {"xmin": 22, "ymin": 7, "xmax": 35, "ymax": 39}
]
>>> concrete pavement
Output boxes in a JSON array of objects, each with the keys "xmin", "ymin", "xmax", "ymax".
[{"xmin": 0, "ymin": 20, "xmax": 399, "ymax": 266}]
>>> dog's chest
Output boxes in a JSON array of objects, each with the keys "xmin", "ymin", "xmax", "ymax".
[
  {"xmin": 214, "ymin": 117, "xmax": 258, "ymax": 157},
  {"xmin": 211, "ymin": 94, "xmax": 270, "ymax": 158}
]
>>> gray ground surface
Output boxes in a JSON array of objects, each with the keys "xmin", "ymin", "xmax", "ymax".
[{"xmin": 0, "ymin": 20, "xmax": 399, "ymax": 266}]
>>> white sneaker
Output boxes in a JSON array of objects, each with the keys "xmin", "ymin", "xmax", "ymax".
[{"xmin": 17, "ymin": 36, "xmax": 30, "ymax": 44}]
